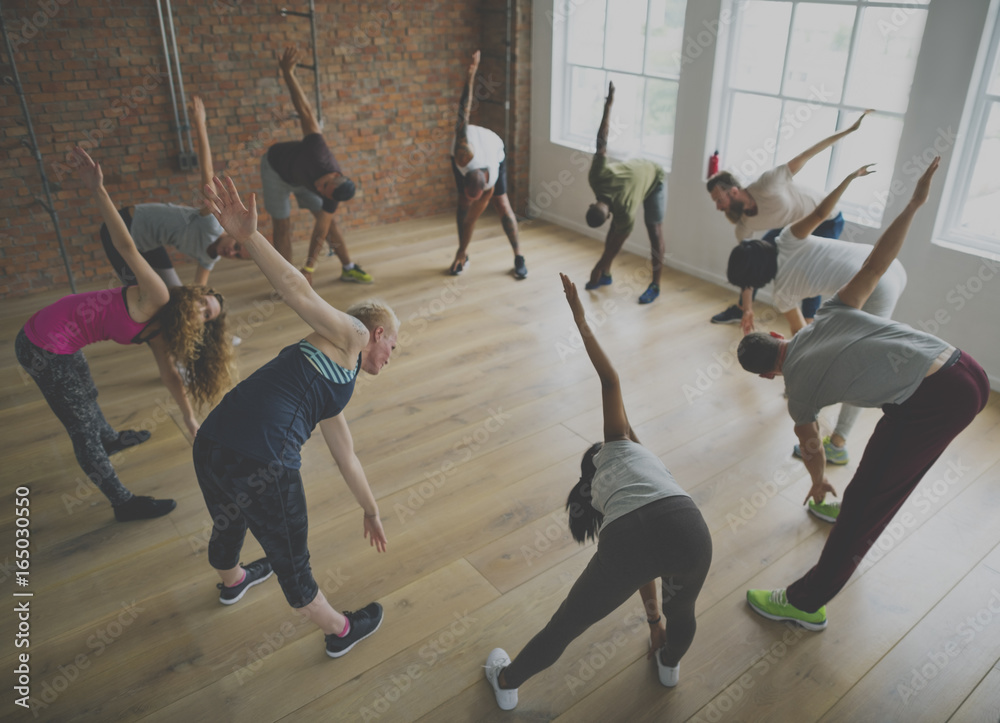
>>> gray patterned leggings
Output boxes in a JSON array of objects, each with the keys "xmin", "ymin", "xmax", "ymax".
[{"xmin": 15, "ymin": 329, "xmax": 134, "ymax": 506}]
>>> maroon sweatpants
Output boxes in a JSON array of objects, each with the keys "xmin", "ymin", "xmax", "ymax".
[{"xmin": 787, "ymin": 352, "xmax": 990, "ymax": 613}]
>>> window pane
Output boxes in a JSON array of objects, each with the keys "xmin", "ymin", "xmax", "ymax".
[
  {"xmin": 989, "ymin": 44, "xmax": 1000, "ymax": 96},
  {"xmin": 566, "ymin": 66, "xmax": 607, "ymax": 141},
  {"xmin": 783, "ymin": 3, "xmax": 855, "ymax": 103},
  {"xmin": 844, "ymin": 7, "xmax": 927, "ymax": 114},
  {"xmin": 566, "ymin": 0, "xmax": 607, "ymax": 68},
  {"xmin": 645, "ymin": 0, "xmax": 687, "ymax": 77},
  {"xmin": 642, "ymin": 79, "xmax": 679, "ymax": 159},
  {"xmin": 606, "ymin": 72, "xmax": 645, "ymax": 156},
  {"xmin": 724, "ymin": 92, "xmax": 782, "ymax": 182},
  {"xmin": 775, "ymin": 102, "xmax": 840, "ymax": 193},
  {"xmin": 829, "ymin": 113, "xmax": 904, "ymax": 219},
  {"xmin": 604, "ymin": 0, "xmax": 648, "ymax": 74},
  {"xmin": 959, "ymin": 101, "xmax": 1000, "ymax": 239},
  {"xmin": 730, "ymin": 1, "xmax": 792, "ymax": 94}
]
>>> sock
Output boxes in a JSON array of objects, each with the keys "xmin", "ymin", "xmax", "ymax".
[
  {"xmin": 337, "ymin": 618, "xmax": 351, "ymax": 638},
  {"xmin": 226, "ymin": 569, "xmax": 247, "ymax": 588},
  {"xmin": 343, "ymin": 263, "xmax": 356, "ymax": 271}
]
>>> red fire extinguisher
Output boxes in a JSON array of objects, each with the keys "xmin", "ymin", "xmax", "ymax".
[{"xmin": 707, "ymin": 150, "xmax": 719, "ymax": 178}]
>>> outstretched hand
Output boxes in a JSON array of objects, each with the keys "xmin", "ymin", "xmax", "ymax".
[
  {"xmin": 803, "ymin": 477, "xmax": 837, "ymax": 506},
  {"xmin": 853, "ymin": 163, "xmax": 876, "ymax": 178},
  {"xmin": 72, "ymin": 146, "xmax": 103, "ymax": 192},
  {"xmin": 606, "ymin": 81, "xmax": 615, "ymax": 104},
  {"xmin": 468, "ymin": 49, "xmax": 480, "ymax": 76},
  {"xmin": 560, "ymin": 273, "xmax": 587, "ymax": 326},
  {"xmin": 202, "ymin": 176, "xmax": 258, "ymax": 243},
  {"xmin": 910, "ymin": 156, "xmax": 940, "ymax": 208},
  {"xmin": 364, "ymin": 514, "xmax": 388, "ymax": 553},
  {"xmin": 848, "ymin": 109, "xmax": 874, "ymax": 133},
  {"xmin": 190, "ymin": 95, "xmax": 206, "ymax": 126},
  {"xmin": 279, "ymin": 45, "xmax": 301, "ymax": 74}
]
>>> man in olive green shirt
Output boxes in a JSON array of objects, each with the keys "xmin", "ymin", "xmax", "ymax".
[{"xmin": 585, "ymin": 82, "xmax": 667, "ymax": 304}]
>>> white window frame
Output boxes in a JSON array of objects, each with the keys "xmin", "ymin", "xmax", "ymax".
[
  {"xmin": 934, "ymin": 0, "xmax": 1000, "ymax": 262},
  {"xmin": 550, "ymin": 0, "xmax": 686, "ymax": 170},
  {"xmin": 716, "ymin": 0, "xmax": 930, "ymax": 226}
]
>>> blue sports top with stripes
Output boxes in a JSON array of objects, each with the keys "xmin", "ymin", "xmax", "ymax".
[{"xmin": 199, "ymin": 340, "xmax": 361, "ymax": 469}]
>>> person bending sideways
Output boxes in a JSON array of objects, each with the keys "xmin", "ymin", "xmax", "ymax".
[
  {"xmin": 584, "ymin": 82, "xmax": 667, "ymax": 305},
  {"xmin": 100, "ymin": 95, "xmax": 247, "ymax": 435},
  {"xmin": 196, "ymin": 175, "xmax": 395, "ymax": 657},
  {"xmin": 262, "ymin": 46, "xmax": 371, "ymax": 286},
  {"xmin": 15, "ymin": 148, "xmax": 233, "ymax": 522},
  {"xmin": 449, "ymin": 50, "xmax": 527, "ymax": 281},
  {"xmin": 707, "ymin": 110, "xmax": 872, "ymax": 324},
  {"xmin": 483, "ymin": 273, "xmax": 712, "ymax": 710},
  {"xmin": 736, "ymin": 158, "xmax": 989, "ymax": 631},
  {"xmin": 726, "ymin": 163, "xmax": 908, "ymax": 468}
]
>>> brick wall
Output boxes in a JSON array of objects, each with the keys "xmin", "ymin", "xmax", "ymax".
[{"xmin": 0, "ymin": 0, "xmax": 531, "ymax": 298}]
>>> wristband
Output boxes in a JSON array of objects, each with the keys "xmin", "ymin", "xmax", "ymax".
[
  {"xmin": 302, "ymin": 266, "xmax": 316, "ymax": 274},
  {"xmin": 647, "ymin": 615, "xmax": 661, "ymax": 624}
]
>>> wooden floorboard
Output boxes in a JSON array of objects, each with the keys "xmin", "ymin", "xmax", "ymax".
[{"xmin": 1, "ymin": 212, "xmax": 998, "ymax": 722}]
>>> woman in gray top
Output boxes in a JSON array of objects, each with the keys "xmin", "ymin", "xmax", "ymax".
[{"xmin": 483, "ymin": 274, "xmax": 713, "ymax": 711}]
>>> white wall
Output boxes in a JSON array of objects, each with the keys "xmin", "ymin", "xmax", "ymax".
[{"xmin": 530, "ymin": 0, "xmax": 1000, "ymax": 388}]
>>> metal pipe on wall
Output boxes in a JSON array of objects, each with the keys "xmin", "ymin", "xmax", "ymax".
[{"xmin": 154, "ymin": 0, "xmax": 186, "ymax": 165}]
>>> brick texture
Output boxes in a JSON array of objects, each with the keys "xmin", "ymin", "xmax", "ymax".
[{"xmin": 0, "ymin": 0, "xmax": 531, "ymax": 298}]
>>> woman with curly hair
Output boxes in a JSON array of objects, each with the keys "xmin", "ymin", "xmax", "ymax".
[{"xmin": 14, "ymin": 147, "xmax": 233, "ymax": 522}]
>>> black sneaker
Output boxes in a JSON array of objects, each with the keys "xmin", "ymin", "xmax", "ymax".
[
  {"xmin": 103, "ymin": 429, "xmax": 152, "ymax": 456},
  {"xmin": 113, "ymin": 495, "xmax": 176, "ymax": 522},
  {"xmin": 217, "ymin": 558, "xmax": 273, "ymax": 605},
  {"xmin": 710, "ymin": 304, "xmax": 743, "ymax": 324},
  {"xmin": 325, "ymin": 602, "xmax": 384, "ymax": 658},
  {"xmin": 513, "ymin": 255, "xmax": 528, "ymax": 280}
]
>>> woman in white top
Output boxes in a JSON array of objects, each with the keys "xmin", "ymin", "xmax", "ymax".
[{"xmin": 483, "ymin": 274, "xmax": 713, "ymax": 710}]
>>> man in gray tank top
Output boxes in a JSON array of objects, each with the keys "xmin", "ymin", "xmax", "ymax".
[{"xmin": 735, "ymin": 157, "xmax": 990, "ymax": 631}]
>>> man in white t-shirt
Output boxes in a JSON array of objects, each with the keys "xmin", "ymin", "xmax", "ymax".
[
  {"xmin": 706, "ymin": 110, "xmax": 871, "ymax": 324},
  {"xmin": 726, "ymin": 164, "xmax": 907, "ymax": 464},
  {"xmin": 449, "ymin": 51, "xmax": 526, "ymax": 280}
]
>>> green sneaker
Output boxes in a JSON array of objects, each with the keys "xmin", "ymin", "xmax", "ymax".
[
  {"xmin": 793, "ymin": 436, "xmax": 849, "ymax": 465},
  {"xmin": 746, "ymin": 589, "xmax": 827, "ymax": 631},
  {"xmin": 807, "ymin": 499, "xmax": 840, "ymax": 523},
  {"xmin": 341, "ymin": 265, "xmax": 373, "ymax": 284}
]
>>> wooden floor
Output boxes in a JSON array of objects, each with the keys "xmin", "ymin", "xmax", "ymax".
[{"xmin": 2, "ymin": 213, "xmax": 999, "ymax": 723}]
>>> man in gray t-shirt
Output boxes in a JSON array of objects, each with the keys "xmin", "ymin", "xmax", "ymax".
[{"xmin": 735, "ymin": 158, "xmax": 990, "ymax": 632}]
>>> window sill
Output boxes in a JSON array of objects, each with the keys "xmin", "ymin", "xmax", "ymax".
[{"xmin": 932, "ymin": 235, "xmax": 1000, "ymax": 264}]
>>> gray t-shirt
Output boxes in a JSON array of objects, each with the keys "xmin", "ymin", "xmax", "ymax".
[
  {"xmin": 591, "ymin": 440, "xmax": 689, "ymax": 531},
  {"xmin": 783, "ymin": 295, "xmax": 949, "ymax": 424},
  {"xmin": 130, "ymin": 204, "xmax": 224, "ymax": 270}
]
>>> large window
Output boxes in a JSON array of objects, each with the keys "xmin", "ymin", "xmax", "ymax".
[
  {"xmin": 718, "ymin": 0, "xmax": 928, "ymax": 225},
  {"xmin": 937, "ymin": 0, "xmax": 1000, "ymax": 259},
  {"xmin": 552, "ymin": 0, "xmax": 689, "ymax": 168}
]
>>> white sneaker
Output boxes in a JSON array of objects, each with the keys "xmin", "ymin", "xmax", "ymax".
[
  {"xmin": 484, "ymin": 647, "xmax": 518, "ymax": 710},
  {"xmin": 656, "ymin": 649, "xmax": 679, "ymax": 687}
]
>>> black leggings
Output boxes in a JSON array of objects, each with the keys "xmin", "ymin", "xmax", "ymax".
[
  {"xmin": 15, "ymin": 329, "xmax": 133, "ymax": 506},
  {"xmin": 100, "ymin": 207, "xmax": 173, "ymax": 284},
  {"xmin": 503, "ymin": 495, "xmax": 713, "ymax": 688},
  {"xmin": 193, "ymin": 436, "xmax": 319, "ymax": 608}
]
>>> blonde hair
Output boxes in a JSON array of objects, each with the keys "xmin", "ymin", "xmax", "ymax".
[
  {"xmin": 155, "ymin": 285, "xmax": 235, "ymax": 408},
  {"xmin": 346, "ymin": 299, "xmax": 399, "ymax": 335}
]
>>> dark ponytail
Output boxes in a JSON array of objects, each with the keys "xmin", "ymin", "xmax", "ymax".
[{"xmin": 566, "ymin": 443, "xmax": 604, "ymax": 543}]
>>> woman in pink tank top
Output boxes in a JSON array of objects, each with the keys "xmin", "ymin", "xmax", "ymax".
[{"xmin": 14, "ymin": 148, "xmax": 234, "ymax": 522}]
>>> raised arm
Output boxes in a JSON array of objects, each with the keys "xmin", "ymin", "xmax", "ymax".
[
  {"xmin": 190, "ymin": 95, "xmax": 216, "ymax": 216},
  {"xmin": 202, "ymin": 176, "xmax": 368, "ymax": 359},
  {"xmin": 788, "ymin": 164, "xmax": 875, "ymax": 240},
  {"xmin": 319, "ymin": 413, "xmax": 387, "ymax": 552},
  {"xmin": 73, "ymin": 147, "xmax": 168, "ymax": 321},
  {"xmin": 838, "ymin": 157, "xmax": 939, "ymax": 310},
  {"xmin": 561, "ymin": 273, "xmax": 636, "ymax": 444},
  {"xmin": 280, "ymin": 46, "xmax": 321, "ymax": 137},
  {"xmin": 595, "ymin": 81, "xmax": 615, "ymax": 156},
  {"xmin": 454, "ymin": 50, "xmax": 480, "ymax": 155},
  {"xmin": 786, "ymin": 109, "xmax": 872, "ymax": 176}
]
